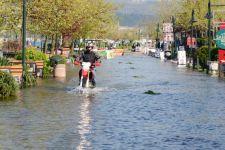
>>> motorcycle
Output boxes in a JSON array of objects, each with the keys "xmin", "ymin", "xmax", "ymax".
[{"xmin": 75, "ymin": 61, "xmax": 101, "ymax": 88}]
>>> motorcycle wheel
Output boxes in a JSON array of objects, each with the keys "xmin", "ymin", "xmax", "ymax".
[{"xmin": 82, "ymin": 77, "xmax": 87, "ymax": 88}]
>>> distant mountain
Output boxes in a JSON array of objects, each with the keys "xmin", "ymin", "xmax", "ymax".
[
  {"xmin": 117, "ymin": 12, "xmax": 155, "ymax": 27},
  {"xmin": 109, "ymin": 0, "xmax": 157, "ymax": 26}
]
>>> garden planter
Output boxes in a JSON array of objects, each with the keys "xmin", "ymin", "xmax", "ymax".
[
  {"xmin": 114, "ymin": 49, "xmax": 124, "ymax": 56},
  {"xmin": 54, "ymin": 64, "xmax": 66, "ymax": 77}
]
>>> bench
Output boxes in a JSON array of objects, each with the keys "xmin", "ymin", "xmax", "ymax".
[
  {"xmin": 0, "ymin": 65, "xmax": 23, "ymax": 83},
  {"xmin": 9, "ymin": 60, "xmax": 44, "ymax": 77}
]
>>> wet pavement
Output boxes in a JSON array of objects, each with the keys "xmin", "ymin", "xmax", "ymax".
[{"xmin": 1, "ymin": 53, "xmax": 225, "ymax": 149}]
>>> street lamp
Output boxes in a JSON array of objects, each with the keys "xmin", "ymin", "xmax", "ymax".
[
  {"xmin": 156, "ymin": 23, "xmax": 160, "ymax": 49},
  {"xmin": 172, "ymin": 16, "xmax": 176, "ymax": 59},
  {"xmin": 190, "ymin": 9, "xmax": 197, "ymax": 70},
  {"xmin": 22, "ymin": 0, "xmax": 27, "ymax": 84},
  {"xmin": 206, "ymin": 0, "xmax": 213, "ymax": 73}
]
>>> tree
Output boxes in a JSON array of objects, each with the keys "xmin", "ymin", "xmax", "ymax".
[
  {"xmin": 28, "ymin": 0, "xmax": 117, "ymax": 50},
  {"xmin": 0, "ymin": 0, "xmax": 22, "ymax": 37}
]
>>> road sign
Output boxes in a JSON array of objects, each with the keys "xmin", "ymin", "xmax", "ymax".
[{"xmin": 215, "ymin": 30, "xmax": 225, "ymax": 49}]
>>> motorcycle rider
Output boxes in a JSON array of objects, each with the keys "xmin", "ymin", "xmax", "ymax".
[{"xmin": 79, "ymin": 44, "xmax": 100, "ymax": 86}]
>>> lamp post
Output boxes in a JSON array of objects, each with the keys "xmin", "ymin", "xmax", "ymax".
[
  {"xmin": 156, "ymin": 23, "xmax": 160, "ymax": 49},
  {"xmin": 139, "ymin": 29, "xmax": 141, "ymax": 40},
  {"xmin": 190, "ymin": 9, "xmax": 197, "ymax": 70},
  {"xmin": 22, "ymin": 0, "xmax": 27, "ymax": 83},
  {"xmin": 172, "ymin": 16, "xmax": 176, "ymax": 59},
  {"xmin": 206, "ymin": 0, "xmax": 213, "ymax": 73}
]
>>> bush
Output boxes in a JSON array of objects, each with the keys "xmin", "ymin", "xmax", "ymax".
[
  {"xmin": 197, "ymin": 38, "xmax": 208, "ymax": 47},
  {"xmin": 196, "ymin": 46, "xmax": 219, "ymax": 68},
  {"xmin": 196, "ymin": 46, "xmax": 208, "ymax": 69},
  {"xmin": 43, "ymin": 60, "xmax": 52, "ymax": 78},
  {"xmin": 21, "ymin": 67, "xmax": 37, "ymax": 88},
  {"xmin": 0, "ymin": 57, "xmax": 11, "ymax": 66},
  {"xmin": 0, "ymin": 70, "xmax": 18, "ymax": 99},
  {"xmin": 15, "ymin": 46, "xmax": 47, "ymax": 61}
]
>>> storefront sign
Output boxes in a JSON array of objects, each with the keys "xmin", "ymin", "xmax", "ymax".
[
  {"xmin": 219, "ymin": 49, "xmax": 225, "ymax": 64},
  {"xmin": 215, "ymin": 30, "xmax": 225, "ymax": 49}
]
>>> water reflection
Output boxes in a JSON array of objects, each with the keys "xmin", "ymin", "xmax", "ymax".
[
  {"xmin": 54, "ymin": 77, "xmax": 66, "ymax": 83},
  {"xmin": 77, "ymin": 94, "xmax": 95, "ymax": 150}
]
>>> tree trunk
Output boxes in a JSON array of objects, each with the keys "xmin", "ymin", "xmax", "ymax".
[
  {"xmin": 33, "ymin": 34, "xmax": 36, "ymax": 47},
  {"xmin": 55, "ymin": 34, "xmax": 58, "ymax": 54},
  {"xmin": 44, "ymin": 36, "xmax": 48, "ymax": 53},
  {"xmin": 51, "ymin": 35, "xmax": 56, "ymax": 55},
  {"xmin": 62, "ymin": 33, "xmax": 72, "ymax": 48},
  {"xmin": 71, "ymin": 40, "xmax": 74, "ymax": 51}
]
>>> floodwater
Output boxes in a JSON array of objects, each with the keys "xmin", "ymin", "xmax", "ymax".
[{"xmin": 1, "ymin": 53, "xmax": 225, "ymax": 150}]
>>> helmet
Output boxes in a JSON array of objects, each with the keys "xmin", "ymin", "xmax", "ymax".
[{"xmin": 89, "ymin": 43, "xmax": 93, "ymax": 47}]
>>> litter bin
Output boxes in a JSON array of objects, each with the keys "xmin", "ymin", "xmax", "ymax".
[
  {"xmin": 50, "ymin": 55, "xmax": 64, "ymax": 67},
  {"xmin": 49, "ymin": 55, "xmax": 66, "ymax": 77}
]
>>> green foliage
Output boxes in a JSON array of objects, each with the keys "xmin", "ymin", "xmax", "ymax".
[
  {"xmin": 196, "ymin": 46, "xmax": 219, "ymax": 69},
  {"xmin": 0, "ymin": 70, "xmax": 18, "ymax": 99},
  {"xmin": 15, "ymin": 46, "xmax": 47, "ymax": 61},
  {"xmin": 197, "ymin": 38, "xmax": 208, "ymax": 47},
  {"xmin": 42, "ymin": 60, "xmax": 52, "ymax": 78},
  {"xmin": 1, "ymin": 0, "xmax": 117, "ymax": 44},
  {"xmin": 97, "ymin": 51, "xmax": 107, "ymax": 58},
  {"xmin": 150, "ymin": 0, "xmax": 224, "ymax": 38},
  {"xmin": 21, "ymin": 67, "xmax": 37, "ymax": 88},
  {"xmin": 0, "ymin": 57, "xmax": 11, "ymax": 66},
  {"xmin": 27, "ymin": 0, "xmax": 117, "ymax": 39},
  {"xmin": 196, "ymin": 46, "xmax": 208, "ymax": 69},
  {"xmin": 0, "ymin": 1, "xmax": 22, "ymax": 33}
]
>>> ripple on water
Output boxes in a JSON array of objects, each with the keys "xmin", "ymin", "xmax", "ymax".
[{"xmin": 67, "ymin": 86, "xmax": 117, "ymax": 95}]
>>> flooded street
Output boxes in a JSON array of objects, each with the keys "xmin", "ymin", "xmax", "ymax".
[{"xmin": 1, "ymin": 53, "xmax": 225, "ymax": 149}]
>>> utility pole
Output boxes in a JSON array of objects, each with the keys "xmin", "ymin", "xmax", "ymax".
[
  {"xmin": 22, "ymin": 0, "xmax": 27, "ymax": 84},
  {"xmin": 156, "ymin": 23, "xmax": 160, "ymax": 48},
  {"xmin": 172, "ymin": 16, "xmax": 176, "ymax": 59},
  {"xmin": 139, "ymin": 29, "xmax": 141, "ymax": 40},
  {"xmin": 207, "ymin": 0, "xmax": 213, "ymax": 73},
  {"xmin": 190, "ymin": 9, "xmax": 197, "ymax": 70}
]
